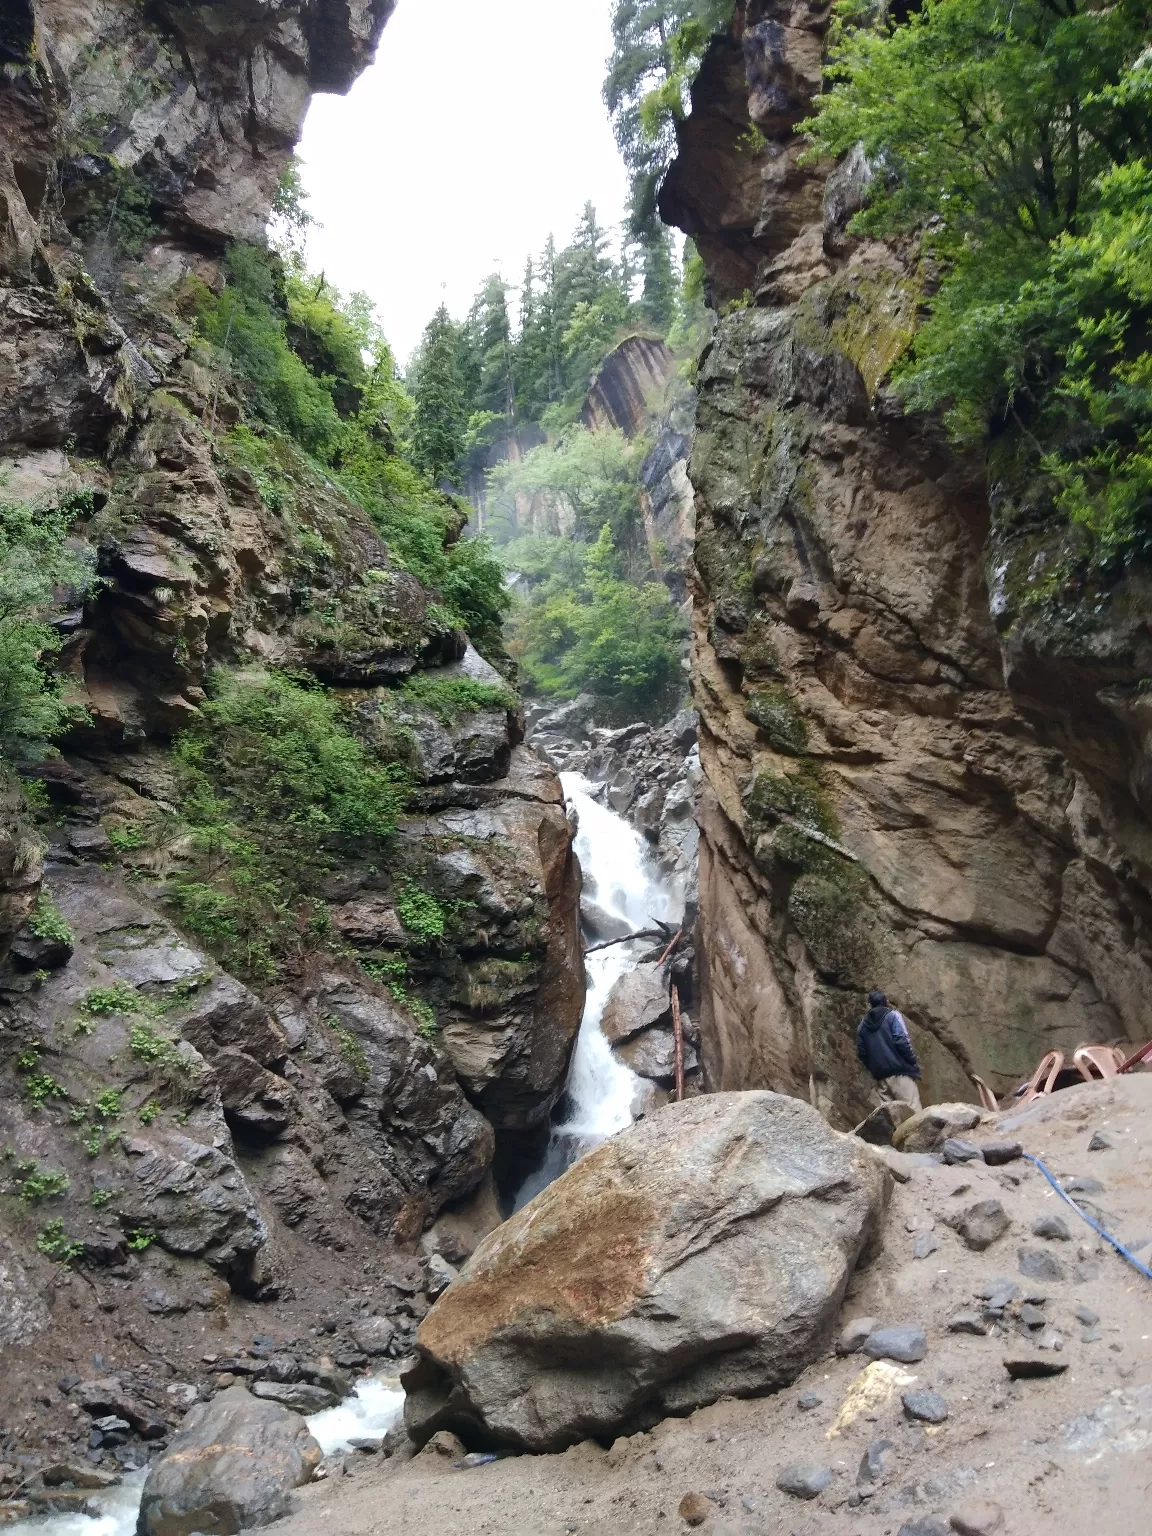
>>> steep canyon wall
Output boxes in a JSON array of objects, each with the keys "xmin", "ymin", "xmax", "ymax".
[{"xmin": 662, "ymin": 0, "xmax": 1152, "ymax": 1128}]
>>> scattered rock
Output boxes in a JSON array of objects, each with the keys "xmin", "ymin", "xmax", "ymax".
[
  {"xmin": 979, "ymin": 1142, "xmax": 1023, "ymax": 1166},
  {"xmin": 857, "ymin": 1437, "xmax": 895, "ymax": 1486},
  {"xmin": 893, "ymin": 1105, "xmax": 982, "ymax": 1154},
  {"xmin": 679, "ymin": 1491, "xmax": 713, "ymax": 1525},
  {"xmin": 775, "ymin": 1463, "xmax": 832, "ymax": 1500},
  {"xmin": 944, "ymin": 1200, "xmax": 1010, "ymax": 1252},
  {"xmin": 423, "ymin": 1430, "xmax": 466, "ymax": 1458},
  {"xmin": 902, "ymin": 1390, "xmax": 949, "ymax": 1424},
  {"xmin": 1004, "ymin": 1357, "xmax": 1069, "ymax": 1379},
  {"xmin": 863, "ymin": 1325, "xmax": 927, "ymax": 1364},
  {"xmin": 942, "ymin": 1139, "xmax": 984, "ymax": 1165},
  {"xmin": 1031, "ymin": 1215, "xmax": 1071, "ymax": 1241},
  {"xmin": 403, "ymin": 1092, "xmax": 890, "ymax": 1452},
  {"xmin": 950, "ymin": 1500, "xmax": 1005, "ymax": 1535},
  {"xmin": 253, "ymin": 1382, "xmax": 337, "ymax": 1413},
  {"xmin": 72, "ymin": 1379, "xmax": 167, "ymax": 1439},
  {"xmin": 1061, "ymin": 1175, "xmax": 1104, "ymax": 1195},
  {"xmin": 914, "ymin": 1231, "xmax": 942, "ymax": 1260},
  {"xmin": 350, "ymin": 1317, "xmax": 395, "ymax": 1357},
  {"xmin": 1036, "ymin": 1326, "xmax": 1064, "ymax": 1350},
  {"xmin": 425, "ymin": 1254, "xmax": 458, "ymax": 1299},
  {"xmin": 40, "ymin": 1463, "xmax": 118, "ymax": 1489},
  {"xmin": 855, "ymin": 1102, "xmax": 916, "ymax": 1146},
  {"xmin": 898, "ymin": 1517, "xmax": 951, "ymax": 1536},
  {"xmin": 975, "ymin": 1278, "xmax": 1018, "ymax": 1313},
  {"xmin": 1018, "ymin": 1302, "xmax": 1046, "ymax": 1329},
  {"xmin": 1075, "ymin": 1305, "xmax": 1099, "ymax": 1326},
  {"xmin": 797, "ymin": 1390, "xmax": 822, "ymax": 1411},
  {"xmin": 1082, "ymin": 1328, "xmax": 1103, "ymax": 1343},
  {"xmin": 347, "ymin": 1438, "xmax": 382, "ymax": 1454},
  {"xmin": 948, "ymin": 1310, "xmax": 989, "ymax": 1336},
  {"xmin": 136, "ymin": 1384, "xmax": 321, "ymax": 1535},
  {"xmin": 1087, "ymin": 1132, "xmax": 1114, "ymax": 1152},
  {"xmin": 1018, "ymin": 1248, "xmax": 1066, "ymax": 1282},
  {"xmin": 837, "ymin": 1317, "xmax": 878, "ymax": 1355}
]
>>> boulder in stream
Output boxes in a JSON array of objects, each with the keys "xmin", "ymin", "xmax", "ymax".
[
  {"xmin": 402, "ymin": 1090, "xmax": 890, "ymax": 1451},
  {"xmin": 136, "ymin": 1383, "xmax": 321, "ymax": 1534}
]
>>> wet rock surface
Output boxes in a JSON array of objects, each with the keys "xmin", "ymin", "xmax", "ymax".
[{"xmin": 403, "ymin": 1091, "xmax": 889, "ymax": 1451}]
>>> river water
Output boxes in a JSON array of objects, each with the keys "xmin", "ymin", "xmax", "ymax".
[
  {"xmin": 514, "ymin": 772, "xmax": 679, "ymax": 1206},
  {"xmin": 15, "ymin": 774, "xmax": 677, "ymax": 1533}
]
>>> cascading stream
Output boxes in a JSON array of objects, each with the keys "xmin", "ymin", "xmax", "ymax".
[{"xmin": 514, "ymin": 772, "xmax": 680, "ymax": 1208}]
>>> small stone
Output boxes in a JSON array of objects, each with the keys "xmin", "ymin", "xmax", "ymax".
[
  {"xmin": 1018, "ymin": 1302, "xmax": 1046, "ymax": 1328},
  {"xmin": 857, "ymin": 1438, "xmax": 895, "ymax": 1486},
  {"xmin": 1088, "ymin": 1132, "xmax": 1114, "ymax": 1152},
  {"xmin": 946, "ymin": 1200, "xmax": 1010, "ymax": 1252},
  {"xmin": 797, "ymin": 1391, "xmax": 822, "ymax": 1411},
  {"xmin": 1075, "ymin": 1261, "xmax": 1102, "ymax": 1282},
  {"xmin": 976, "ymin": 1279, "xmax": 1018, "ymax": 1314},
  {"xmin": 1018, "ymin": 1248, "xmax": 1066, "ymax": 1282},
  {"xmin": 1031, "ymin": 1215, "xmax": 1071, "ymax": 1242},
  {"xmin": 948, "ymin": 1310, "xmax": 989, "ymax": 1336},
  {"xmin": 347, "ymin": 1438, "xmax": 382, "ymax": 1454},
  {"xmin": 1036, "ymin": 1326, "xmax": 1064, "ymax": 1350},
  {"xmin": 1004, "ymin": 1357, "xmax": 1069, "ymax": 1379},
  {"xmin": 950, "ymin": 1498, "xmax": 1005, "ymax": 1534},
  {"xmin": 1075, "ymin": 1306, "xmax": 1099, "ymax": 1326},
  {"xmin": 425, "ymin": 1430, "xmax": 466, "ymax": 1458},
  {"xmin": 898, "ymin": 1519, "xmax": 951, "ymax": 1536},
  {"xmin": 979, "ymin": 1142, "xmax": 1023, "ymax": 1166},
  {"xmin": 837, "ymin": 1317, "xmax": 878, "ymax": 1355},
  {"xmin": 1062, "ymin": 1176, "xmax": 1104, "ymax": 1195},
  {"xmin": 902, "ymin": 1390, "xmax": 949, "ymax": 1424},
  {"xmin": 942, "ymin": 1138, "xmax": 984, "ymax": 1165},
  {"xmin": 914, "ymin": 1232, "xmax": 942, "ymax": 1260},
  {"xmin": 863, "ymin": 1325, "xmax": 928, "ymax": 1364},
  {"xmin": 1109, "ymin": 1341, "xmax": 1123, "ymax": 1353},
  {"xmin": 775, "ymin": 1463, "xmax": 832, "ymax": 1500},
  {"xmin": 678, "ymin": 1491, "xmax": 713, "ymax": 1526},
  {"xmin": 1082, "ymin": 1328, "xmax": 1103, "ymax": 1343}
]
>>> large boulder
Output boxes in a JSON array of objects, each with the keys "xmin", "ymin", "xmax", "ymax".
[
  {"xmin": 892, "ymin": 1103, "xmax": 985, "ymax": 1153},
  {"xmin": 136, "ymin": 1384, "xmax": 321, "ymax": 1535},
  {"xmin": 600, "ymin": 963, "xmax": 671, "ymax": 1044},
  {"xmin": 403, "ymin": 1091, "xmax": 890, "ymax": 1452}
]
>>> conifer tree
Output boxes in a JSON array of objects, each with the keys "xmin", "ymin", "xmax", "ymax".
[
  {"xmin": 410, "ymin": 304, "xmax": 465, "ymax": 485},
  {"xmin": 638, "ymin": 228, "xmax": 677, "ymax": 332}
]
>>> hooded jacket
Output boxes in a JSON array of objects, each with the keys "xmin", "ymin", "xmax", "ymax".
[{"xmin": 856, "ymin": 1005, "xmax": 921, "ymax": 1080}]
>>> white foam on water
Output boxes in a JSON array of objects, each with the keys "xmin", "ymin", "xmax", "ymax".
[
  {"xmin": 9, "ymin": 1376, "xmax": 404, "ymax": 1534},
  {"xmin": 305, "ymin": 1374, "xmax": 405, "ymax": 1456},
  {"xmin": 514, "ymin": 773, "xmax": 678, "ymax": 1206}
]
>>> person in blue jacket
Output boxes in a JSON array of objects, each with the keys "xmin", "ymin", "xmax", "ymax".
[{"xmin": 856, "ymin": 990, "xmax": 922, "ymax": 1111}]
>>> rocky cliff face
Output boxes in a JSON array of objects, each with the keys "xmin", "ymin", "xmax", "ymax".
[
  {"xmin": 663, "ymin": 0, "xmax": 1152, "ymax": 1128},
  {"xmin": 0, "ymin": 0, "xmax": 582, "ymax": 1463}
]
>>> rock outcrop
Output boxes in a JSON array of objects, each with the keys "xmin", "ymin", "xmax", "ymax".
[
  {"xmin": 582, "ymin": 335, "xmax": 676, "ymax": 438},
  {"xmin": 0, "ymin": 0, "xmax": 582, "ymax": 1463},
  {"xmin": 660, "ymin": 0, "xmax": 1152, "ymax": 1129},
  {"xmin": 137, "ymin": 1383, "xmax": 321, "ymax": 1535},
  {"xmin": 402, "ymin": 1090, "xmax": 890, "ymax": 1452}
]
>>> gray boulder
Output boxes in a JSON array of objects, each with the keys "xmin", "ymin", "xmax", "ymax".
[
  {"xmin": 136, "ymin": 1383, "xmax": 321, "ymax": 1535},
  {"xmin": 892, "ymin": 1104, "xmax": 983, "ymax": 1154},
  {"xmin": 600, "ymin": 963, "xmax": 671, "ymax": 1044},
  {"xmin": 403, "ymin": 1091, "xmax": 890, "ymax": 1452}
]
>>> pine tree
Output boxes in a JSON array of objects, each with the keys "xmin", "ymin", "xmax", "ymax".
[
  {"xmin": 638, "ymin": 227, "xmax": 678, "ymax": 333},
  {"xmin": 410, "ymin": 304, "xmax": 465, "ymax": 485}
]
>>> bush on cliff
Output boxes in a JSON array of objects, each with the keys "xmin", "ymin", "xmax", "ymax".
[{"xmin": 803, "ymin": 1, "xmax": 1152, "ymax": 556}]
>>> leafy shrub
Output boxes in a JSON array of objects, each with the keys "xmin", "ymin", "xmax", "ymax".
[
  {"xmin": 138, "ymin": 1101, "xmax": 160, "ymax": 1125},
  {"xmin": 169, "ymin": 669, "xmax": 408, "ymax": 979},
  {"xmin": 36, "ymin": 1219, "xmax": 83, "ymax": 1264},
  {"xmin": 0, "ymin": 494, "xmax": 97, "ymax": 763},
  {"xmin": 93, "ymin": 1088, "xmax": 123, "ymax": 1119},
  {"xmin": 14, "ymin": 1161, "xmax": 69, "ymax": 1205},
  {"xmin": 396, "ymin": 883, "xmax": 446, "ymax": 942},
  {"xmin": 26, "ymin": 890, "xmax": 74, "ymax": 945},
  {"xmin": 81, "ymin": 982, "xmax": 143, "ymax": 1016},
  {"xmin": 400, "ymin": 674, "xmax": 516, "ymax": 721},
  {"xmin": 128, "ymin": 1023, "xmax": 178, "ymax": 1066}
]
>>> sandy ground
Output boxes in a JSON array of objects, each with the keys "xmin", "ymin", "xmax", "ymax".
[{"xmin": 270, "ymin": 1075, "xmax": 1152, "ymax": 1536}]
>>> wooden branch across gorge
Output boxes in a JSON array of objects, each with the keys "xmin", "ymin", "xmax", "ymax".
[{"xmin": 671, "ymin": 982, "xmax": 685, "ymax": 1103}]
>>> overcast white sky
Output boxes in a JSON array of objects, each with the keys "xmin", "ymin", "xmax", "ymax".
[{"xmin": 297, "ymin": 0, "xmax": 631, "ymax": 364}]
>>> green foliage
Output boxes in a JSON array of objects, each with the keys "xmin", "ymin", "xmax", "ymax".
[
  {"xmin": 126, "ymin": 1229, "xmax": 155, "ymax": 1252},
  {"xmin": 0, "ymin": 492, "xmax": 97, "ymax": 764},
  {"xmin": 330, "ymin": 1023, "xmax": 370, "ymax": 1080},
  {"xmin": 91, "ymin": 1187, "xmax": 114, "ymax": 1207},
  {"xmin": 73, "ymin": 162, "xmax": 159, "ymax": 256},
  {"xmin": 26, "ymin": 890, "xmax": 73, "ymax": 946},
  {"xmin": 802, "ymin": 2, "xmax": 1152, "ymax": 559},
  {"xmin": 410, "ymin": 305, "xmax": 467, "ymax": 483},
  {"xmin": 128, "ymin": 1023, "xmax": 178, "ymax": 1066},
  {"xmin": 13, "ymin": 1160, "xmax": 69, "ymax": 1205},
  {"xmin": 36, "ymin": 1219, "xmax": 83, "ymax": 1264},
  {"xmin": 487, "ymin": 426, "xmax": 647, "ymax": 555},
  {"xmin": 93, "ymin": 1088, "xmax": 123, "ymax": 1120},
  {"xmin": 605, "ymin": 1, "xmax": 736, "ymax": 232},
  {"xmin": 408, "ymin": 997, "xmax": 439, "ymax": 1041},
  {"xmin": 23, "ymin": 1071, "xmax": 67, "ymax": 1109},
  {"xmin": 396, "ymin": 883, "xmax": 446, "ymax": 942},
  {"xmin": 400, "ymin": 674, "xmax": 516, "ymax": 722},
  {"xmin": 137, "ymin": 1100, "xmax": 161, "ymax": 1125},
  {"xmin": 169, "ymin": 669, "xmax": 407, "ymax": 979},
  {"xmin": 81, "ymin": 982, "xmax": 143, "ymax": 1016},
  {"xmin": 744, "ymin": 688, "xmax": 809, "ymax": 754},
  {"xmin": 507, "ymin": 523, "xmax": 685, "ymax": 720}
]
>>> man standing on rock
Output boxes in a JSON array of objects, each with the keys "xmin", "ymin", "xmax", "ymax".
[{"xmin": 857, "ymin": 990, "xmax": 922, "ymax": 1111}]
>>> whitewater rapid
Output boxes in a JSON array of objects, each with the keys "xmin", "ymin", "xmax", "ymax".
[{"xmin": 514, "ymin": 772, "xmax": 678, "ymax": 1206}]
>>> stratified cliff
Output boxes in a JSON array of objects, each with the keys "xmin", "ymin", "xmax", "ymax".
[
  {"xmin": 0, "ymin": 0, "xmax": 582, "ymax": 1452},
  {"xmin": 662, "ymin": 0, "xmax": 1152, "ymax": 1128}
]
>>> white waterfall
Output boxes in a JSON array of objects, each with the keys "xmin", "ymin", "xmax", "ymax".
[{"xmin": 514, "ymin": 773, "xmax": 679, "ymax": 1207}]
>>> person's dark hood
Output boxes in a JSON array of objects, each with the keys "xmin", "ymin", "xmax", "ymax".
[{"xmin": 862, "ymin": 1005, "xmax": 889, "ymax": 1031}]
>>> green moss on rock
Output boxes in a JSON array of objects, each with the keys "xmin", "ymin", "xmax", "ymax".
[
  {"xmin": 744, "ymin": 687, "xmax": 808, "ymax": 754},
  {"xmin": 796, "ymin": 266, "xmax": 920, "ymax": 399}
]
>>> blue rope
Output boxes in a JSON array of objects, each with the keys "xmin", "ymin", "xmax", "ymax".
[{"xmin": 1022, "ymin": 1151, "xmax": 1152, "ymax": 1282}]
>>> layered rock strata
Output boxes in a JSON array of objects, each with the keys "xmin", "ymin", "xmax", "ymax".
[{"xmin": 662, "ymin": 0, "xmax": 1152, "ymax": 1128}]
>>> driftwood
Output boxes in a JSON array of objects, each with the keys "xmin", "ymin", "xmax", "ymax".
[
  {"xmin": 583, "ymin": 927, "xmax": 665, "ymax": 955},
  {"xmin": 671, "ymin": 983, "xmax": 685, "ymax": 1103}
]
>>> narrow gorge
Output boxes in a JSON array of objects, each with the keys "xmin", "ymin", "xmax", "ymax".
[{"xmin": 2, "ymin": 1, "xmax": 1152, "ymax": 1533}]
